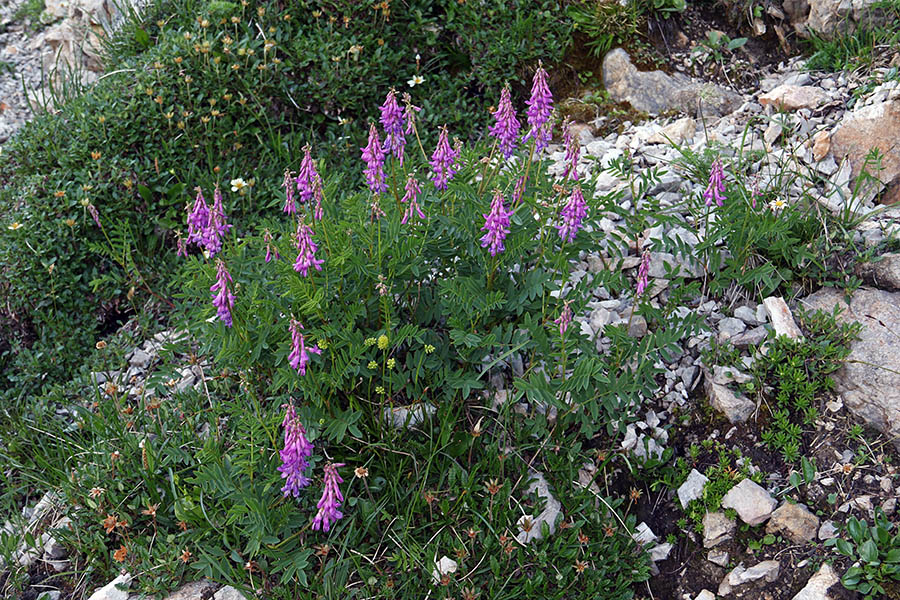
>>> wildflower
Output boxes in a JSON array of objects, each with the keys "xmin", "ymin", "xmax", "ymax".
[
  {"xmin": 102, "ymin": 514, "xmax": 117, "ymax": 533},
  {"xmin": 311, "ymin": 462, "xmax": 345, "ymax": 532},
  {"xmin": 400, "ymin": 173, "xmax": 425, "ymax": 225},
  {"xmin": 230, "ymin": 178, "xmax": 247, "ymax": 193},
  {"xmin": 113, "ymin": 545, "xmax": 128, "ymax": 562},
  {"xmin": 205, "ymin": 186, "xmax": 231, "ymax": 256},
  {"xmin": 312, "ymin": 176, "xmax": 324, "ymax": 221},
  {"xmin": 361, "ymin": 123, "xmax": 388, "ymax": 194},
  {"xmin": 7, "ymin": 222, "xmax": 22, "ymax": 230},
  {"xmin": 407, "ymin": 74, "xmax": 424, "ymax": 87},
  {"xmin": 368, "ymin": 276, "xmax": 386, "ymax": 300},
  {"xmin": 524, "ymin": 62, "xmax": 553, "ymax": 152},
  {"xmin": 209, "ymin": 259, "xmax": 236, "ymax": 327},
  {"xmin": 89, "ymin": 486, "xmax": 105, "ymax": 499},
  {"xmin": 186, "ymin": 188, "xmax": 209, "ymax": 246},
  {"xmin": 424, "ymin": 344, "xmax": 435, "ymax": 354},
  {"xmin": 430, "ymin": 126, "xmax": 459, "ymax": 190},
  {"xmin": 87, "ymin": 204, "xmax": 102, "ymax": 230},
  {"xmin": 480, "ymin": 190, "xmax": 512, "ymax": 256},
  {"xmin": 386, "ymin": 358, "xmax": 395, "ymax": 369},
  {"xmin": 485, "ymin": 479, "xmax": 501, "ymax": 496},
  {"xmin": 278, "ymin": 403, "xmax": 314, "ymax": 497},
  {"xmin": 282, "ymin": 169, "xmax": 296, "ymax": 215},
  {"xmin": 703, "ymin": 158, "xmax": 726, "ymax": 207},
  {"xmin": 367, "ymin": 360, "xmax": 378, "ymax": 369},
  {"xmin": 176, "ymin": 233, "xmax": 187, "ymax": 258},
  {"xmin": 288, "ymin": 319, "xmax": 321, "ymax": 376},
  {"xmin": 562, "ymin": 118, "xmax": 580, "ymax": 181},
  {"xmin": 574, "ymin": 559, "xmax": 587, "ymax": 574},
  {"xmin": 377, "ymin": 334, "xmax": 389, "ymax": 350},
  {"xmin": 141, "ymin": 503, "xmax": 158, "ymax": 517},
  {"xmin": 636, "ymin": 250, "xmax": 651, "ymax": 296},
  {"xmin": 180, "ymin": 548, "xmax": 192, "ymax": 563},
  {"xmin": 293, "ymin": 222, "xmax": 324, "ymax": 276},
  {"xmin": 557, "ymin": 186, "xmax": 587, "ymax": 243},
  {"xmin": 354, "ymin": 466, "xmax": 369, "ymax": 478},
  {"xmin": 402, "ymin": 94, "xmax": 421, "ymax": 136},
  {"xmin": 375, "ymin": 385, "xmax": 384, "ymax": 394},
  {"xmin": 512, "ymin": 175, "xmax": 527, "ymax": 206},
  {"xmin": 263, "ymin": 229, "xmax": 280, "ymax": 263},
  {"xmin": 769, "ymin": 197, "xmax": 787, "ymax": 212},
  {"xmin": 380, "ymin": 89, "xmax": 406, "ymax": 165},
  {"xmin": 296, "ymin": 145, "xmax": 319, "ymax": 204},
  {"xmin": 364, "ymin": 337, "xmax": 376, "ymax": 347},
  {"xmin": 488, "ymin": 85, "xmax": 520, "ymax": 159},
  {"xmin": 95, "ymin": 340, "xmax": 107, "ymax": 350},
  {"xmin": 553, "ymin": 300, "xmax": 573, "ymax": 336}
]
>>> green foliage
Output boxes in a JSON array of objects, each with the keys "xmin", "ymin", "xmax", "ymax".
[
  {"xmin": 827, "ymin": 511, "xmax": 900, "ymax": 599},
  {"xmin": 751, "ymin": 307, "xmax": 860, "ymax": 462},
  {"xmin": 673, "ymin": 441, "xmax": 762, "ymax": 532},
  {"xmin": 567, "ymin": 0, "xmax": 684, "ymax": 59},
  {"xmin": 0, "ymin": 0, "xmax": 572, "ymax": 400},
  {"xmin": 804, "ymin": 0, "xmax": 900, "ymax": 72}
]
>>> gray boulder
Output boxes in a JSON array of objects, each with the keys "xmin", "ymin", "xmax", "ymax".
[
  {"xmin": 603, "ymin": 49, "xmax": 741, "ymax": 117},
  {"xmin": 802, "ymin": 287, "xmax": 900, "ymax": 449}
]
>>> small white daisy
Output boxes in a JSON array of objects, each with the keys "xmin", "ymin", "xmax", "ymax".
[
  {"xmin": 230, "ymin": 178, "xmax": 247, "ymax": 193},
  {"xmin": 407, "ymin": 74, "xmax": 425, "ymax": 87}
]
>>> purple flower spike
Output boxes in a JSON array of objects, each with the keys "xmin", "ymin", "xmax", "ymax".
[
  {"xmin": 400, "ymin": 173, "xmax": 425, "ymax": 225},
  {"xmin": 263, "ymin": 229, "xmax": 280, "ymax": 263},
  {"xmin": 480, "ymin": 190, "xmax": 512, "ymax": 256},
  {"xmin": 361, "ymin": 123, "xmax": 388, "ymax": 194},
  {"xmin": 562, "ymin": 118, "xmax": 580, "ymax": 181},
  {"xmin": 489, "ymin": 85, "xmax": 520, "ymax": 159},
  {"xmin": 636, "ymin": 250, "xmax": 651, "ymax": 296},
  {"xmin": 554, "ymin": 300, "xmax": 573, "ymax": 336},
  {"xmin": 311, "ymin": 462, "xmax": 345, "ymax": 532},
  {"xmin": 524, "ymin": 62, "xmax": 553, "ymax": 152},
  {"xmin": 282, "ymin": 169, "xmax": 296, "ymax": 215},
  {"xmin": 293, "ymin": 222, "xmax": 324, "ymax": 276},
  {"xmin": 557, "ymin": 186, "xmax": 587, "ymax": 243},
  {"xmin": 402, "ymin": 93, "xmax": 421, "ymax": 136},
  {"xmin": 430, "ymin": 126, "xmax": 459, "ymax": 190},
  {"xmin": 278, "ymin": 403, "xmax": 313, "ymax": 498},
  {"xmin": 186, "ymin": 188, "xmax": 210, "ymax": 245},
  {"xmin": 288, "ymin": 319, "xmax": 321, "ymax": 376},
  {"xmin": 380, "ymin": 89, "xmax": 406, "ymax": 166},
  {"xmin": 512, "ymin": 175, "xmax": 528, "ymax": 206},
  {"xmin": 296, "ymin": 146, "xmax": 319, "ymax": 204},
  {"xmin": 703, "ymin": 158, "xmax": 726, "ymax": 207},
  {"xmin": 312, "ymin": 177, "xmax": 324, "ymax": 222},
  {"xmin": 209, "ymin": 259, "xmax": 235, "ymax": 327},
  {"xmin": 204, "ymin": 185, "xmax": 231, "ymax": 257},
  {"xmin": 176, "ymin": 234, "xmax": 187, "ymax": 258}
]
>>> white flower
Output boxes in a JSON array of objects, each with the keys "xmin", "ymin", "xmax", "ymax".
[
  {"xmin": 769, "ymin": 198, "xmax": 787, "ymax": 212},
  {"xmin": 7, "ymin": 221, "xmax": 22, "ymax": 230},
  {"xmin": 407, "ymin": 75, "xmax": 425, "ymax": 87},
  {"xmin": 230, "ymin": 178, "xmax": 247, "ymax": 192}
]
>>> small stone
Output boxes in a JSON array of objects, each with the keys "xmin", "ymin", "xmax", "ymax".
[
  {"xmin": 729, "ymin": 326, "xmax": 768, "ymax": 347},
  {"xmin": 213, "ymin": 586, "xmax": 250, "ymax": 600},
  {"xmin": 734, "ymin": 305, "xmax": 760, "ymax": 324},
  {"xmin": 763, "ymin": 296, "xmax": 804, "ymax": 340},
  {"xmin": 384, "ymin": 404, "xmax": 436, "ymax": 429},
  {"xmin": 129, "ymin": 348, "xmax": 152, "ymax": 369},
  {"xmin": 163, "ymin": 581, "xmax": 218, "ymax": 600},
  {"xmin": 87, "ymin": 574, "xmax": 132, "ymax": 600},
  {"xmin": 759, "ymin": 85, "xmax": 826, "ymax": 111},
  {"xmin": 791, "ymin": 562, "xmax": 839, "ymax": 600},
  {"xmin": 717, "ymin": 317, "xmax": 746, "ymax": 341},
  {"xmin": 516, "ymin": 472, "xmax": 561, "ymax": 545},
  {"xmin": 766, "ymin": 502, "xmax": 820, "ymax": 543},
  {"xmin": 633, "ymin": 522, "xmax": 658, "ymax": 545},
  {"xmin": 678, "ymin": 469, "xmax": 709, "ymax": 509},
  {"xmin": 649, "ymin": 542, "xmax": 673, "ymax": 562},
  {"xmin": 703, "ymin": 511, "xmax": 735, "ymax": 548},
  {"xmin": 728, "ymin": 560, "xmax": 780, "ymax": 586},
  {"xmin": 721, "ymin": 479, "xmax": 777, "ymax": 526},
  {"xmin": 713, "ymin": 365, "xmax": 752, "ymax": 385},
  {"xmin": 818, "ymin": 520, "xmax": 838, "ymax": 540},
  {"xmin": 590, "ymin": 307, "xmax": 613, "ymax": 334},
  {"xmin": 647, "ymin": 116, "xmax": 697, "ymax": 145},
  {"xmin": 706, "ymin": 380, "xmax": 756, "ymax": 423},
  {"xmin": 708, "ymin": 548, "xmax": 729, "ymax": 566},
  {"xmin": 812, "ymin": 130, "xmax": 831, "ymax": 161},
  {"xmin": 431, "ymin": 556, "xmax": 458, "ymax": 584},
  {"xmin": 695, "ymin": 591, "xmax": 716, "ymax": 600}
]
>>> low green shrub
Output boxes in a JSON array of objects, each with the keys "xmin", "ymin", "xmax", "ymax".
[{"xmin": 0, "ymin": 0, "xmax": 573, "ymax": 398}]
